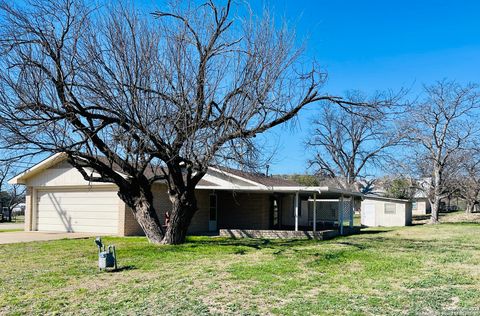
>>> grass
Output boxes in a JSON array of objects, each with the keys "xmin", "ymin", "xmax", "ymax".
[
  {"xmin": 0, "ymin": 229, "xmax": 22, "ymax": 233},
  {"xmin": 0, "ymin": 223, "xmax": 480, "ymax": 315}
]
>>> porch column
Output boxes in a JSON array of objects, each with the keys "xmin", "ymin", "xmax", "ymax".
[
  {"xmin": 294, "ymin": 192, "xmax": 299, "ymax": 231},
  {"xmin": 339, "ymin": 194, "xmax": 344, "ymax": 235},
  {"xmin": 349, "ymin": 197, "xmax": 354, "ymax": 228},
  {"xmin": 313, "ymin": 192, "xmax": 317, "ymax": 233}
]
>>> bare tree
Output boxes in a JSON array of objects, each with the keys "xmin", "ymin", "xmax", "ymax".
[
  {"xmin": 306, "ymin": 91, "xmax": 404, "ymax": 190},
  {"xmin": 0, "ymin": 160, "xmax": 25, "ymax": 221},
  {"xmin": 0, "ymin": 0, "xmax": 367, "ymax": 244},
  {"xmin": 407, "ymin": 81, "xmax": 480, "ymax": 223},
  {"xmin": 454, "ymin": 149, "xmax": 480, "ymax": 213}
]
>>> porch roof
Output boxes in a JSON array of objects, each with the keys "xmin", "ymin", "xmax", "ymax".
[{"xmin": 195, "ymin": 184, "xmax": 364, "ymax": 198}]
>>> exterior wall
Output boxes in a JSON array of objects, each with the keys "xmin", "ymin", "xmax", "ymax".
[
  {"xmin": 25, "ymin": 161, "xmax": 107, "ymax": 187},
  {"xmin": 281, "ymin": 194, "xmax": 294, "ymax": 227},
  {"xmin": 148, "ymin": 183, "xmax": 211, "ymax": 234},
  {"xmin": 361, "ymin": 198, "xmax": 412, "ymax": 227},
  {"xmin": 219, "ymin": 228, "xmax": 361, "ymax": 240},
  {"xmin": 217, "ymin": 191, "xmax": 271, "ymax": 230},
  {"xmin": 24, "ymin": 187, "xmax": 33, "ymax": 231},
  {"xmin": 412, "ymin": 199, "xmax": 431, "ymax": 215}
]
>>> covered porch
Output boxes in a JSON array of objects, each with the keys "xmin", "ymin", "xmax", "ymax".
[{"xmin": 214, "ymin": 186, "xmax": 363, "ymax": 239}]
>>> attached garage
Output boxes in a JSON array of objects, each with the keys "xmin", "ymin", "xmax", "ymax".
[
  {"xmin": 361, "ymin": 196, "xmax": 412, "ymax": 227},
  {"xmin": 35, "ymin": 188, "xmax": 120, "ymax": 234}
]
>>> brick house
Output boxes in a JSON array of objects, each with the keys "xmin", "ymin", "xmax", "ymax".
[{"xmin": 10, "ymin": 153, "xmax": 362, "ymax": 237}]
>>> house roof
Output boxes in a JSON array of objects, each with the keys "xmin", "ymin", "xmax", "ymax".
[
  {"xmin": 363, "ymin": 195, "xmax": 411, "ymax": 203},
  {"xmin": 211, "ymin": 166, "xmax": 300, "ymax": 187},
  {"xmin": 9, "ymin": 153, "xmax": 363, "ymax": 198}
]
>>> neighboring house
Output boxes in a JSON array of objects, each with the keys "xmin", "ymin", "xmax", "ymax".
[
  {"xmin": 9, "ymin": 153, "xmax": 363, "ymax": 237},
  {"xmin": 361, "ymin": 196, "xmax": 412, "ymax": 227},
  {"xmin": 412, "ymin": 192, "xmax": 432, "ymax": 216}
]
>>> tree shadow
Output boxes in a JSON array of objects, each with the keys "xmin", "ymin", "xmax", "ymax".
[{"xmin": 106, "ymin": 265, "xmax": 137, "ymax": 273}]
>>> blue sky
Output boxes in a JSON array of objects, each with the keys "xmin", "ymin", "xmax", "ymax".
[
  {"xmin": 139, "ymin": 0, "xmax": 480, "ymax": 174},
  {"xmin": 9, "ymin": 0, "xmax": 480, "ymax": 175},
  {"xmin": 248, "ymin": 0, "xmax": 480, "ymax": 174}
]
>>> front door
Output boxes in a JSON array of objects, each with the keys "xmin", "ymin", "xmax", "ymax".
[{"xmin": 208, "ymin": 193, "xmax": 217, "ymax": 231}]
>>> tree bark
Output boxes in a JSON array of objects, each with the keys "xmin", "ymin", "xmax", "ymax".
[
  {"xmin": 118, "ymin": 187, "xmax": 164, "ymax": 244},
  {"xmin": 465, "ymin": 202, "xmax": 475, "ymax": 214},
  {"xmin": 430, "ymin": 196, "xmax": 440, "ymax": 224},
  {"xmin": 162, "ymin": 188, "xmax": 198, "ymax": 245},
  {"xmin": 430, "ymin": 166, "xmax": 442, "ymax": 224}
]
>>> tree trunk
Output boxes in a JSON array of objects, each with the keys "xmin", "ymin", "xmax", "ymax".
[
  {"xmin": 430, "ymin": 196, "xmax": 440, "ymax": 223},
  {"xmin": 162, "ymin": 188, "xmax": 198, "ymax": 245},
  {"xmin": 118, "ymin": 187, "xmax": 164, "ymax": 244},
  {"xmin": 430, "ymin": 166, "xmax": 442, "ymax": 224},
  {"xmin": 465, "ymin": 201, "xmax": 475, "ymax": 214}
]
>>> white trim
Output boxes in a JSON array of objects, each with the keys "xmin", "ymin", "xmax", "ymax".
[
  {"xmin": 208, "ymin": 167, "xmax": 263, "ymax": 187},
  {"xmin": 8, "ymin": 153, "xmax": 67, "ymax": 184},
  {"xmin": 313, "ymin": 192, "xmax": 317, "ymax": 233},
  {"xmin": 294, "ymin": 192, "xmax": 299, "ymax": 232}
]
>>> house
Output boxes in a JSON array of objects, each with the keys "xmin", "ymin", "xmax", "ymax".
[
  {"xmin": 361, "ymin": 195, "xmax": 412, "ymax": 227},
  {"xmin": 412, "ymin": 193, "xmax": 432, "ymax": 216},
  {"xmin": 9, "ymin": 153, "xmax": 362, "ymax": 238}
]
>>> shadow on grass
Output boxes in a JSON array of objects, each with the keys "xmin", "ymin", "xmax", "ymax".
[{"xmin": 106, "ymin": 265, "xmax": 137, "ymax": 273}]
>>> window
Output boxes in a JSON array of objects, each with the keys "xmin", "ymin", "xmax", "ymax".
[
  {"xmin": 384, "ymin": 203, "xmax": 396, "ymax": 214},
  {"xmin": 412, "ymin": 202, "xmax": 418, "ymax": 210},
  {"xmin": 209, "ymin": 194, "xmax": 217, "ymax": 221}
]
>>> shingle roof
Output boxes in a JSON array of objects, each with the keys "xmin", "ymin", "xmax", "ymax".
[{"xmin": 214, "ymin": 167, "xmax": 300, "ymax": 187}]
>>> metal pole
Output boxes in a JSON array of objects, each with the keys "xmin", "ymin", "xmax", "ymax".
[
  {"xmin": 339, "ymin": 194, "xmax": 344, "ymax": 235},
  {"xmin": 313, "ymin": 192, "xmax": 317, "ymax": 233},
  {"xmin": 349, "ymin": 197, "xmax": 354, "ymax": 229},
  {"xmin": 294, "ymin": 192, "xmax": 299, "ymax": 231}
]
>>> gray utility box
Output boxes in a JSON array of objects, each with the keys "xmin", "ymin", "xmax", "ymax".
[{"xmin": 95, "ymin": 237, "xmax": 117, "ymax": 271}]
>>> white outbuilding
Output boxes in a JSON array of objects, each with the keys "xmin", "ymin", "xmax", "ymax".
[{"xmin": 361, "ymin": 196, "xmax": 412, "ymax": 227}]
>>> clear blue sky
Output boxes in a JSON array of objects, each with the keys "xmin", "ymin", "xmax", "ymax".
[
  {"xmin": 252, "ymin": 0, "xmax": 480, "ymax": 174},
  {"xmin": 139, "ymin": 0, "xmax": 480, "ymax": 174}
]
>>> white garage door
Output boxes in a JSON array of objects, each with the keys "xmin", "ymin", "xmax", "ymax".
[{"xmin": 36, "ymin": 188, "xmax": 119, "ymax": 234}]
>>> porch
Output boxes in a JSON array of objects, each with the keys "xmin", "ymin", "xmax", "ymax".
[
  {"xmin": 219, "ymin": 226, "xmax": 361, "ymax": 240},
  {"xmin": 210, "ymin": 187, "xmax": 363, "ymax": 238}
]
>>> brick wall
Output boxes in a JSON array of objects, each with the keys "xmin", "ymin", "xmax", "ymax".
[
  {"xmin": 219, "ymin": 227, "xmax": 360, "ymax": 240},
  {"xmin": 120, "ymin": 183, "xmax": 210, "ymax": 235},
  {"xmin": 217, "ymin": 191, "xmax": 271, "ymax": 230},
  {"xmin": 24, "ymin": 187, "xmax": 32, "ymax": 231}
]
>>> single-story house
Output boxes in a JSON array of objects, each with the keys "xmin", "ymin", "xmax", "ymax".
[
  {"xmin": 412, "ymin": 193, "xmax": 431, "ymax": 216},
  {"xmin": 9, "ymin": 154, "xmax": 363, "ymax": 238},
  {"xmin": 361, "ymin": 195, "xmax": 412, "ymax": 227}
]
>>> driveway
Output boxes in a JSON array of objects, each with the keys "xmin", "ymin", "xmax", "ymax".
[{"xmin": 0, "ymin": 231, "xmax": 98, "ymax": 244}]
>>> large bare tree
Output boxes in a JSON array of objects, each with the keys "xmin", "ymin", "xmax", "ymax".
[
  {"xmin": 407, "ymin": 81, "xmax": 480, "ymax": 223},
  {"xmin": 0, "ymin": 0, "xmax": 363, "ymax": 244},
  {"xmin": 306, "ymin": 92, "xmax": 404, "ymax": 190}
]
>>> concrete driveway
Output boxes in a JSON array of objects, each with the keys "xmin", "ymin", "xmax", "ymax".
[{"xmin": 0, "ymin": 231, "xmax": 98, "ymax": 244}]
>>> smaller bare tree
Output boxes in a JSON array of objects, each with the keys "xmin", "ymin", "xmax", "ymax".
[
  {"xmin": 455, "ymin": 150, "xmax": 480, "ymax": 213},
  {"xmin": 306, "ymin": 91, "xmax": 404, "ymax": 190},
  {"xmin": 407, "ymin": 80, "xmax": 480, "ymax": 223},
  {"xmin": 0, "ymin": 160, "xmax": 25, "ymax": 221}
]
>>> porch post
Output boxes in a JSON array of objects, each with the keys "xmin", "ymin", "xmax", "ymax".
[
  {"xmin": 339, "ymin": 194, "xmax": 344, "ymax": 235},
  {"xmin": 349, "ymin": 197, "xmax": 354, "ymax": 228},
  {"xmin": 313, "ymin": 192, "xmax": 317, "ymax": 233},
  {"xmin": 294, "ymin": 192, "xmax": 299, "ymax": 231}
]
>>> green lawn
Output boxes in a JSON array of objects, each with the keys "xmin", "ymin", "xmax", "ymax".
[{"xmin": 1, "ymin": 223, "xmax": 480, "ymax": 315}]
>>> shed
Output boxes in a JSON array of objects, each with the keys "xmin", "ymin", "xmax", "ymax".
[{"xmin": 361, "ymin": 196, "xmax": 412, "ymax": 227}]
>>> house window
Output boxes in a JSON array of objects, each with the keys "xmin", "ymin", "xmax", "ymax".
[
  {"xmin": 412, "ymin": 202, "xmax": 418, "ymax": 210},
  {"xmin": 209, "ymin": 194, "xmax": 217, "ymax": 221},
  {"xmin": 384, "ymin": 203, "xmax": 396, "ymax": 214}
]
